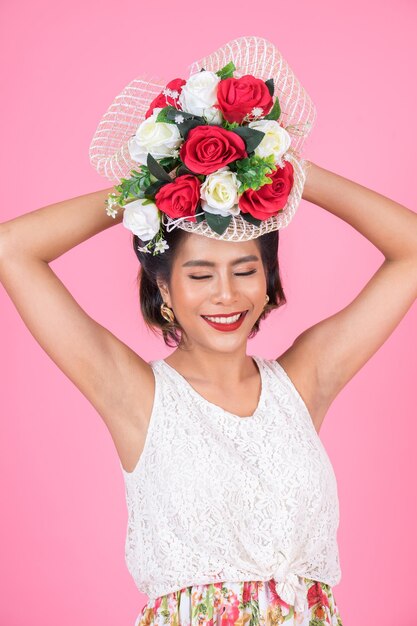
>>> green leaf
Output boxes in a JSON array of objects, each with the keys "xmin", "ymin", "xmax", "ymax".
[
  {"xmin": 176, "ymin": 163, "xmax": 197, "ymax": 177},
  {"xmin": 230, "ymin": 154, "xmax": 276, "ymax": 192},
  {"xmin": 180, "ymin": 118, "xmax": 206, "ymax": 139},
  {"xmin": 222, "ymin": 120, "xmax": 240, "ymax": 131},
  {"xmin": 264, "ymin": 78, "xmax": 275, "ymax": 97},
  {"xmin": 164, "ymin": 107, "xmax": 205, "ymax": 124},
  {"xmin": 240, "ymin": 211, "xmax": 263, "ymax": 227},
  {"xmin": 158, "ymin": 156, "xmax": 181, "ymax": 171},
  {"xmin": 159, "ymin": 107, "xmax": 208, "ymax": 139},
  {"xmin": 231, "ymin": 126, "xmax": 265, "ymax": 153},
  {"xmin": 147, "ymin": 154, "xmax": 172, "ymax": 182},
  {"xmin": 215, "ymin": 61, "xmax": 236, "ymax": 80},
  {"xmin": 204, "ymin": 211, "xmax": 232, "ymax": 235},
  {"xmin": 263, "ymin": 97, "xmax": 281, "ymax": 121},
  {"xmin": 155, "ymin": 106, "xmax": 178, "ymax": 124},
  {"xmin": 144, "ymin": 179, "xmax": 169, "ymax": 196},
  {"xmin": 196, "ymin": 207, "xmax": 206, "ymax": 223},
  {"xmin": 113, "ymin": 167, "xmax": 153, "ymax": 204},
  {"xmin": 164, "ymin": 107, "xmax": 207, "ymax": 139}
]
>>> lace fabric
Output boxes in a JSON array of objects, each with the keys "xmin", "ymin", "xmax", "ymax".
[{"xmin": 120, "ymin": 355, "xmax": 341, "ymax": 614}]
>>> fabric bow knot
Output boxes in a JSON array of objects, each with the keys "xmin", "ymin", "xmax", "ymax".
[{"xmin": 272, "ymin": 551, "xmax": 308, "ymax": 614}]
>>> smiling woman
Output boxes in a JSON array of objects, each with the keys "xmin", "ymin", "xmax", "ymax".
[
  {"xmin": 5, "ymin": 26, "xmax": 417, "ymax": 626},
  {"xmin": 134, "ymin": 225, "xmax": 286, "ymax": 348}
]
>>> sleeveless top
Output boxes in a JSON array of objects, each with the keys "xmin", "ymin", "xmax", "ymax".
[{"xmin": 119, "ymin": 355, "xmax": 341, "ymax": 614}]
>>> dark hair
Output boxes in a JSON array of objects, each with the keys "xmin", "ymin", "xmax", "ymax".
[{"xmin": 132, "ymin": 225, "xmax": 286, "ymax": 348}]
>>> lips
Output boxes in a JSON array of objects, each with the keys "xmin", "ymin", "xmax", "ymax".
[{"xmin": 201, "ymin": 310, "xmax": 248, "ymax": 332}]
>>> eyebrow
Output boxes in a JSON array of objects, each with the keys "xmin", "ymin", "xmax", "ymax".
[{"xmin": 182, "ymin": 254, "xmax": 260, "ymax": 268}]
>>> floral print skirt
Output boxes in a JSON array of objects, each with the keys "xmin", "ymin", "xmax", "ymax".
[{"xmin": 134, "ymin": 578, "xmax": 343, "ymax": 626}]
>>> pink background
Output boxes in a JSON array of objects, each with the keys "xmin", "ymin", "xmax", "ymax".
[{"xmin": 1, "ymin": 1, "xmax": 416, "ymax": 625}]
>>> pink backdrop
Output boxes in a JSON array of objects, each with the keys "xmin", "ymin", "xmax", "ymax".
[{"xmin": 1, "ymin": 1, "xmax": 416, "ymax": 625}]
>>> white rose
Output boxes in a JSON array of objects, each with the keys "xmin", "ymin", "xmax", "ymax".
[
  {"xmin": 178, "ymin": 70, "xmax": 221, "ymax": 119},
  {"xmin": 122, "ymin": 198, "xmax": 160, "ymax": 241},
  {"xmin": 248, "ymin": 119, "xmax": 292, "ymax": 164},
  {"xmin": 127, "ymin": 113, "xmax": 182, "ymax": 165},
  {"xmin": 200, "ymin": 167, "xmax": 240, "ymax": 217},
  {"xmin": 202, "ymin": 106, "xmax": 223, "ymax": 125}
]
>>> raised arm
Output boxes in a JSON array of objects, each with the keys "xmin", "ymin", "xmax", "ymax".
[
  {"xmin": 0, "ymin": 188, "xmax": 124, "ymax": 260},
  {"xmin": 0, "ymin": 189, "xmax": 155, "ymax": 472},
  {"xmin": 278, "ymin": 162, "xmax": 417, "ymax": 432}
]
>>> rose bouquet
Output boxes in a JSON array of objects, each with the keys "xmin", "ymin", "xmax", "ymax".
[{"xmin": 105, "ymin": 60, "xmax": 296, "ymax": 255}]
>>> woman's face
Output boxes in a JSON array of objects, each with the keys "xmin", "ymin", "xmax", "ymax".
[{"xmin": 159, "ymin": 232, "xmax": 268, "ymax": 353}]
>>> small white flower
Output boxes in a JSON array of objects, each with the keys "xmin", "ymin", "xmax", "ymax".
[
  {"xmin": 174, "ymin": 113, "xmax": 185, "ymax": 124},
  {"xmin": 251, "ymin": 106, "xmax": 264, "ymax": 117},
  {"xmin": 105, "ymin": 193, "xmax": 120, "ymax": 218},
  {"xmin": 154, "ymin": 238, "xmax": 170, "ymax": 254},
  {"xmin": 200, "ymin": 167, "xmax": 240, "ymax": 217},
  {"xmin": 137, "ymin": 243, "xmax": 151, "ymax": 253},
  {"xmin": 127, "ymin": 114, "xmax": 183, "ymax": 165},
  {"xmin": 248, "ymin": 119, "xmax": 292, "ymax": 164},
  {"xmin": 107, "ymin": 193, "xmax": 119, "ymax": 206},
  {"xmin": 105, "ymin": 205, "xmax": 119, "ymax": 218},
  {"xmin": 162, "ymin": 88, "xmax": 180, "ymax": 100},
  {"xmin": 178, "ymin": 70, "xmax": 221, "ymax": 118},
  {"xmin": 123, "ymin": 198, "xmax": 161, "ymax": 241}
]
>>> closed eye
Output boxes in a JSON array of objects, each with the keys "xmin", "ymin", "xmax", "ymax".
[{"xmin": 189, "ymin": 270, "xmax": 257, "ymax": 280}]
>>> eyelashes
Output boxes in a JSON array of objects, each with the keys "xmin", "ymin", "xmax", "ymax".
[{"xmin": 189, "ymin": 270, "xmax": 257, "ymax": 280}]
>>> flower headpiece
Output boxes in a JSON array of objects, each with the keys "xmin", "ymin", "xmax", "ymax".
[{"xmin": 89, "ymin": 36, "xmax": 316, "ymax": 255}]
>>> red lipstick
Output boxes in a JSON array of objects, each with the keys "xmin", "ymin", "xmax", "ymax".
[{"xmin": 201, "ymin": 311, "xmax": 248, "ymax": 332}]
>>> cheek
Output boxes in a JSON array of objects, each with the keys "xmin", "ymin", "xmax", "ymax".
[
  {"xmin": 245, "ymin": 277, "xmax": 267, "ymax": 299},
  {"xmin": 173, "ymin": 279, "xmax": 205, "ymax": 308}
]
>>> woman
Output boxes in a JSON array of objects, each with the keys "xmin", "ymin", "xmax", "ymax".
[{"xmin": 1, "ymin": 160, "xmax": 417, "ymax": 626}]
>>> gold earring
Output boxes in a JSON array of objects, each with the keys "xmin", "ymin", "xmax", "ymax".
[
  {"xmin": 160, "ymin": 302, "xmax": 175, "ymax": 323},
  {"xmin": 264, "ymin": 294, "xmax": 270, "ymax": 307}
]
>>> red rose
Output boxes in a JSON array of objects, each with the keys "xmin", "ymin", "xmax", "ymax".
[
  {"xmin": 239, "ymin": 160, "xmax": 294, "ymax": 220},
  {"xmin": 216, "ymin": 75, "xmax": 274, "ymax": 124},
  {"xmin": 145, "ymin": 78, "xmax": 187, "ymax": 118},
  {"xmin": 307, "ymin": 582, "xmax": 330, "ymax": 609},
  {"xmin": 155, "ymin": 174, "xmax": 201, "ymax": 222},
  {"xmin": 179, "ymin": 125, "xmax": 247, "ymax": 175}
]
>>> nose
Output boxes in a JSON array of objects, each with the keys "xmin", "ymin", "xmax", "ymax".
[{"xmin": 211, "ymin": 273, "xmax": 239, "ymax": 305}]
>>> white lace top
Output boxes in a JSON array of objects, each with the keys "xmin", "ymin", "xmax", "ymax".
[{"xmin": 119, "ymin": 355, "xmax": 341, "ymax": 614}]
